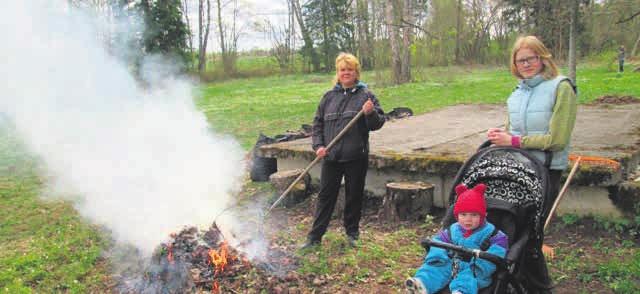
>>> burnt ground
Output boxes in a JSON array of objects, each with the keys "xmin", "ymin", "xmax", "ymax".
[{"xmin": 190, "ymin": 182, "xmax": 639, "ymax": 294}]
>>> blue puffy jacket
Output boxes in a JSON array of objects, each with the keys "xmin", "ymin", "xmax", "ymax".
[{"xmin": 413, "ymin": 222, "xmax": 508, "ymax": 294}]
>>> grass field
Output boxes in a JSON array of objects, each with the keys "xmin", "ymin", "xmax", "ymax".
[
  {"xmin": 197, "ymin": 62, "xmax": 640, "ymax": 149},
  {"xmin": 1, "ymin": 62, "xmax": 639, "ymax": 292},
  {"xmin": 0, "ymin": 129, "xmax": 111, "ymax": 293}
]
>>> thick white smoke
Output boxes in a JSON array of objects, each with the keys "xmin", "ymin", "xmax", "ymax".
[{"xmin": 0, "ymin": 1, "xmax": 244, "ymax": 254}]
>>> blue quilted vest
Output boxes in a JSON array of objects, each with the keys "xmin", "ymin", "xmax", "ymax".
[{"xmin": 507, "ymin": 75, "xmax": 571, "ymax": 170}]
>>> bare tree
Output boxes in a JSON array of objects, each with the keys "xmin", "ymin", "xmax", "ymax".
[
  {"xmin": 356, "ymin": 0, "xmax": 372, "ymax": 69},
  {"xmin": 615, "ymin": 10, "xmax": 640, "ymax": 24},
  {"xmin": 386, "ymin": 0, "xmax": 402, "ymax": 84},
  {"xmin": 261, "ymin": 19, "xmax": 293, "ymax": 71},
  {"xmin": 198, "ymin": 0, "xmax": 211, "ymax": 73},
  {"xmin": 180, "ymin": 0, "xmax": 194, "ymax": 62},
  {"xmin": 400, "ymin": 0, "xmax": 412, "ymax": 83},
  {"xmin": 633, "ymin": 32, "xmax": 640, "ymax": 57},
  {"xmin": 455, "ymin": 0, "xmax": 462, "ymax": 63},
  {"xmin": 291, "ymin": 0, "xmax": 320, "ymax": 72},
  {"xmin": 568, "ymin": 0, "xmax": 578, "ymax": 84},
  {"xmin": 465, "ymin": 0, "xmax": 503, "ymax": 64},
  {"xmin": 215, "ymin": 0, "xmax": 241, "ymax": 75}
]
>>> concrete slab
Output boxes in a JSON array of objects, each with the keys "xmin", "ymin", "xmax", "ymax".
[{"xmin": 259, "ymin": 103, "xmax": 640, "ymax": 216}]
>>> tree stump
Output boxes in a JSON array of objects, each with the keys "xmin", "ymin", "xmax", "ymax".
[
  {"xmin": 332, "ymin": 185, "xmax": 346, "ymax": 219},
  {"xmin": 382, "ymin": 181, "xmax": 434, "ymax": 222},
  {"xmin": 269, "ymin": 169, "xmax": 311, "ymax": 207}
]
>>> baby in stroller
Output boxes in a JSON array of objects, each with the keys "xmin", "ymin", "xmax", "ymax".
[{"xmin": 405, "ymin": 183, "xmax": 508, "ymax": 294}]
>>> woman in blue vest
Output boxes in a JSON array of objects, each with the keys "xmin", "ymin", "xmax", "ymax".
[{"xmin": 486, "ymin": 35, "xmax": 577, "ymax": 293}]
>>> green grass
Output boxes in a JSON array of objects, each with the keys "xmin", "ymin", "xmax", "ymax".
[
  {"xmin": 0, "ymin": 129, "xmax": 111, "ymax": 293},
  {"xmin": 1, "ymin": 61, "xmax": 638, "ymax": 292},
  {"xmin": 197, "ymin": 63, "xmax": 640, "ymax": 149},
  {"xmin": 297, "ymin": 227, "xmax": 424, "ymax": 288}
]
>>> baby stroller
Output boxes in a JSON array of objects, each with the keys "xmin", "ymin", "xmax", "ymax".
[{"xmin": 422, "ymin": 141, "xmax": 552, "ymax": 294}]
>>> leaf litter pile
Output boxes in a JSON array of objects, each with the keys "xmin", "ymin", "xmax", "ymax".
[{"xmin": 115, "ymin": 223, "xmax": 301, "ymax": 293}]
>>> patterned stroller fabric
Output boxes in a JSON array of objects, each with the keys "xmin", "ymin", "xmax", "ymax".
[{"xmin": 459, "ymin": 149, "xmax": 546, "ymax": 239}]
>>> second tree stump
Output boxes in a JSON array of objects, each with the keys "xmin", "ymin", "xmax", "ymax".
[
  {"xmin": 382, "ymin": 181, "xmax": 434, "ymax": 222},
  {"xmin": 269, "ymin": 169, "xmax": 311, "ymax": 207}
]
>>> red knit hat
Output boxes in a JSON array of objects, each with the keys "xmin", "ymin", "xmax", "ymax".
[{"xmin": 453, "ymin": 183, "xmax": 487, "ymax": 221}]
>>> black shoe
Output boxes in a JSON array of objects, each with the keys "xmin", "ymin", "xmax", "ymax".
[
  {"xmin": 346, "ymin": 235, "xmax": 359, "ymax": 247},
  {"xmin": 299, "ymin": 239, "xmax": 320, "ymax": 251}
]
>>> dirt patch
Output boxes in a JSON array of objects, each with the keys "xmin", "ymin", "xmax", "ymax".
[
  {"xmin": 126, "ymin": 183, "xmax": 639, "ymax": 293},
  {"xmin": 590, "ymin": 95, "xmax": 640, "ymax": 105},
  {"xmin": 231, "ymin": 186, "xmax": 640, "ymax": 292}
]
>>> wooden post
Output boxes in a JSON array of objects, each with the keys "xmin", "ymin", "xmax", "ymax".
[
  {"xmin": 269, "ymin": 169, "xmax": 311, "ymax": 207},
  {"xmin": 332, "ymin": 185, "xmax": 346, "ymax": 219},
  {"xmin": 382, "ymin": 181, "xmax": 434, "ymax": 222}
]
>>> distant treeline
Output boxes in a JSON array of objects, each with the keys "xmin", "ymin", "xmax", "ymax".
[{"xmin": 69, "ymin": 0, "xmax": 639, "ymax": 82}]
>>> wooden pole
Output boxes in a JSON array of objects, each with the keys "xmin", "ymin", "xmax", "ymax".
[
  {"xmin": 544, "ymin": 156, "xmax": 581, "ymax": 231},
  {"xmin": 264, "ymin": 110, "xmax": 365, "ymax": 217}
]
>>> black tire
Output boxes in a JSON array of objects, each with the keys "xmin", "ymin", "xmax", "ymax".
[{"xmin": 250, "ymin": 133, "xmax": 277, "ymax": 182}]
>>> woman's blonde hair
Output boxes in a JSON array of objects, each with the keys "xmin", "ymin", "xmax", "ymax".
[
  {"xmin": 510, "ymin": 36, "xmax": 559, "ymax": 80},
  {"xmin": 333, "ymin": 53, "xmax": 361, "ymax": 85}
]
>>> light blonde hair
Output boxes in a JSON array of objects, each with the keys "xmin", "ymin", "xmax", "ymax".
[
  {"xmin": 333, "ymin": 53, "xmax": 361, "ymax": 85},
  {"xmin": 510, "ymin": 36, "xmax": 559, "ymax": 80}
]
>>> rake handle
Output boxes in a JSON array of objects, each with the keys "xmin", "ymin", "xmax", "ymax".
[
  {"xmin": 544, "ymin": 156, "xmax": 581, "ymax": 231},
  {"xmin": 265, "ymin": 110, "xmax": 366, "ymax": 217}
]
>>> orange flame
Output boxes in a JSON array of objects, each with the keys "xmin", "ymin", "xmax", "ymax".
[
  {"xmin": 209, "ymin": 241, "xmax": 228, "ymax": 275},
  {"xmin": 167, "ymin": 244, "xmax": 174, "ymax": 263},
  {"xmin": 208, "ymin": 241, "xmax": 230, "ymax": 293},
  {"xmin": 212, "ymin": 281, "xmax": 219, "ymax": 293}
]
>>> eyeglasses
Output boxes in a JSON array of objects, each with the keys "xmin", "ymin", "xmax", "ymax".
[{"xmin": 515, "ymin": 55, "xmax": 540, "ymax": 66}]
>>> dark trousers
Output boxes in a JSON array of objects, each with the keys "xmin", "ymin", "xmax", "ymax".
[
  {"xmin": 619, "ymin": 60, "xmax": 624, "ymax": 72},
  {"xmin": 307, "ymin": 156, "xmax": 368, "ymax": 241},
  {"xmin": 524, "ymin": 169, "xmax": 562, "ymax": 293}
]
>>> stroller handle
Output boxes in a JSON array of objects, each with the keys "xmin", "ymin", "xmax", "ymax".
[
  {"xmin": 421, "ymin": 239, "xmax": 507, "ymax": 269},
  {"xmin": 478, "ymin": 140, "xmax": 492, "ymax": 151}
]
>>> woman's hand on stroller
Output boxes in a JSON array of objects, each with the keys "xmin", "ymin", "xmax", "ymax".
[{"xmin": 487, "ymin": 128, "xmax": 512, "ymax": 146}]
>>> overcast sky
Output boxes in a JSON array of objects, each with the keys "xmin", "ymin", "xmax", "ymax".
[{"xmin": 195, "ymin": 0, "xmax": 291, "ymax": 52}]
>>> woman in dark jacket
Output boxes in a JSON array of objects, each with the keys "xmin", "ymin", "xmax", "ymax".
[{"xmin": 302, "ymin": 53, "xmax": 385, "ymax": 249}]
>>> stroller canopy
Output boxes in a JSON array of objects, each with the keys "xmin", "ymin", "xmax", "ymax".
[{"xmin": 455, "ymin": 147, "xmax": 548, "ymax": 240}]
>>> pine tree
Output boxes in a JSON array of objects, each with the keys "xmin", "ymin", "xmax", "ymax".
[{"xmin": 141, "ymin": 0, "xmax": 190, "ymax": 67}]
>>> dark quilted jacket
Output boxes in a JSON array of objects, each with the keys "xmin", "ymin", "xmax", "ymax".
[{"xmin": 311, "ymin": 81, "xmax": 385, "ymax": 162}]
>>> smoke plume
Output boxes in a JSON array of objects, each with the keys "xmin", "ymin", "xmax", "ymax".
[{"xmin": 0, "ymin": 1, "xmax": 244, "ymax": 255}]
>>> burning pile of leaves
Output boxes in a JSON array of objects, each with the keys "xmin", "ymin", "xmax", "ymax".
[{"xmin": 118, "ymin": 223, "xmax": 300, "ymax": 293}]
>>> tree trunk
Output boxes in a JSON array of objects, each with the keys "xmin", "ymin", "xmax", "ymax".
[
  {"xmin": 385, "ymin": 0, "xmax": 401, "ymax": 85},
  {"xmin": 568, "ymin": 0, "xmax": 578, "ymax": 84},
  {"xmin": 181, "ymin": 0, "xmax": 193, "ymax": 65},
  {"xmin": 197, "ymin": 0, "xmax": 210, "ymax": 73},
  {"xmin": 288, "ymin": 0, "xmax": 296, "ymax": 71},
  {"xmin": 369, "ymin": 0, "xmax": 377, "ymax": 69},
  {"xmin": 400, "ymin": 0, "xmax": 412, "ymax": 83},
  {"xmin": 269, "ymin": 169, "xmax": 311, "ymax": 207},
  {"xmin": 455, "ymin": 0, "xmax": 462, "ymax": 64},
  {"xmin": 215, "ymin": 0, "xmax": 232, "ymax": 75},
  {"xmin": 292, "ymin": 0, "xmax": 320, "ymax": 72},
  {"xmin": 356, "ymin": 0, "xmax": 372, "ymax": 69},
  {"xmin": 632, "ymin": 31, "xmax": 640, "ymax": 57},
  {"xmin": 321, "ymin": 0, "xmax": 330, "ymax": 71},
  {"xmin": 381, "ymin": 182, "xmax": 434, "ymax": 222}
]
